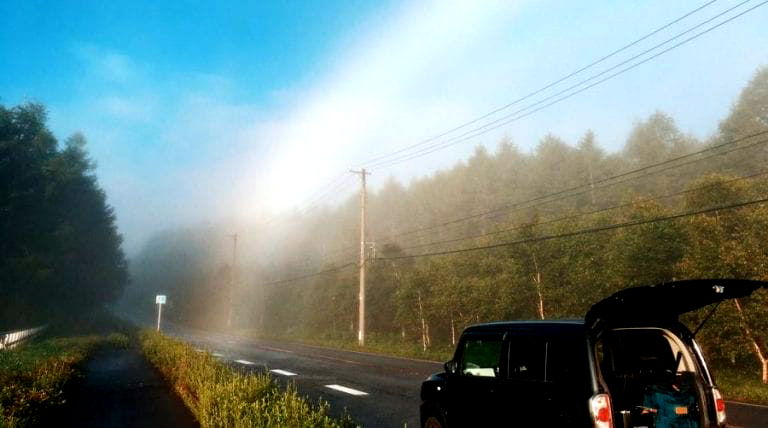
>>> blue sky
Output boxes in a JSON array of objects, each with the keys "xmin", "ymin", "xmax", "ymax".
[{"xmin": 1, "ymin": 0, "xmax": 767, "ymax": 255}]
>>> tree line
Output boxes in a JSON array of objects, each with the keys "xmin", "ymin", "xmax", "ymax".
[
  {"xmin": 125, "ymin": 67, "xmax": 768, "ymax": 382},
  {"xmin": 0, "ymin": 104, "xmax": 127, "ymax": 329}
]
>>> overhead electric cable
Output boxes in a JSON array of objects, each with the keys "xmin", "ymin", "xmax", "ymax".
[
  {"xmin": 298, "ymin": 172, "xmax": 349, "ymax": 207},
  {"xmin": 295, "ymin": 174, "xmax": 356, "ymax": 214},
  {"xmin": 354, "ymin": 0, "xmax": 721, "ymax": 168},
  {"xmin": 374, "ymin": 130, "xmax": 768, "ymax": 243},
  {"xmin": 260, "ymin": 262, "xmax": 356, "ymax": 287},
  {"xmin": 283, "ymin": 133, "xmax": 767, "ymax": 268},
  {"xmin": 367, "ymin": 0, "xmax": 765, "ymax": 170},
  {"xmin": 262, "ymin": 172, "xmax": 768, "ymax": 285},
  {"xmin": 379, "ymin": 196, "xmax": 768, "ymax": 260},
  {"xmin": 391, "ymin": 133, "xmax": 768, "ymax": 243},
  {"xmin": 396, "ymin": 169, "xmax": 768, "ymax": 252},
  {"xmin": 258, "ymin": 173, "xmax": 356, "ymax": 231},
  {"xmin": 257, "ymin": 1, "xmax": 768, "ymax": 269}
]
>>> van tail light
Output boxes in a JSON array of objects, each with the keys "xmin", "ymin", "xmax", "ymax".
[
  {"xmin": 712, "ymin": 388, "xmax": 726, "ymax": 425},
  {"xmin": 589, "ymin": 394, "xmax": 613, "ymax": 428}
]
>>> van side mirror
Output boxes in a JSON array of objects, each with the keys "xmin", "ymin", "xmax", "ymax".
[{"xmin": 444, "ymin": 360, "xmax": 458, "ymax": 374}]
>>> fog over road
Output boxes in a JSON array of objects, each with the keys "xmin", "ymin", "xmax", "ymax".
[{"xmin": 164, "ymin": 326, "xmax": 766, "ymax": 428}]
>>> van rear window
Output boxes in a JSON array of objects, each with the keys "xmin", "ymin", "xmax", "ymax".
[{"xmin": 507, "ymin": 336, "xmax": 590, "ymax": 391}]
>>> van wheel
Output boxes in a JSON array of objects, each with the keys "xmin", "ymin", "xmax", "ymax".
[{"xmin": 423, "ymin": 416, "xmax": 444, "ymax": 428}]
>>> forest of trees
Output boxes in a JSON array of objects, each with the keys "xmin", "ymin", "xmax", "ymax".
[
  {"xmin": 0, "ymin": 104, "xmax": 127, "ymax": 329},
  {"xmin": 124, "ymin": 67, "xmax": 768, "ymax": 382}
]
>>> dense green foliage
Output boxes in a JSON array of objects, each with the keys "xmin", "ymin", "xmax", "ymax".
[
  {"xmin": 0, "ymin": 333, "xmax": 129, "ymax": 427},
  {"xmin": 714, "ymin": 367, "xmax": 768, "ymax": 404},
  {"xmin": 139, "ymin": 330, "xmax": 354, "ymax": 427},
  {"xmin": 0, "ymin": 104, "xmax": 127, "ymax": 329},
  {"xmin": 126, "ymin": 67, "xmax": 768, "ymax": 384}
]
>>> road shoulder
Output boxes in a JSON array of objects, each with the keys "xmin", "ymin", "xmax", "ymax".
[
  {"xmin": 726, "ymin": 400, "xmax": 768, "ymax": 428},
  {"xmin": 53, "ymin": 346, "xmax": 197, "ymax": 428}
]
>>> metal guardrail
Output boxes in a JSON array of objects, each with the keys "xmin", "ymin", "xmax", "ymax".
[{"xmin": 0, "ymin": 325, "xmax": 46, "ymax": 350}]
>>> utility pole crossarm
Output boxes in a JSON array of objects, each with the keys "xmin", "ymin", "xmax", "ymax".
[{"xmin": 350, "ymin": 169, "xmax": 371, "ymax": 346}]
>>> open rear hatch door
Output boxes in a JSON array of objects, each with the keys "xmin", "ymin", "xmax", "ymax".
[{"xmin": 585, "ymin": 279, "xmax": 767, "ymax": 332}]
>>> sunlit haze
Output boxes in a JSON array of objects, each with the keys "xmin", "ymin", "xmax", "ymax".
[{"xmin": 2, "ymin": 0, "xmax": 766, "ymax": 254}]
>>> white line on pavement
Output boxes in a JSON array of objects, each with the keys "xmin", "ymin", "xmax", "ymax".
[
  {"xmin": 726, "ymin": 400, "xmax": 768, "ymax": 408},
  {"xmin": 324, "ymin": 384, "xmax": 369, "ymax": 396},
  {"xmin": 270, "ymin": 369, "xmax": 298, "ymax": 376},
  {"xmin": 235, "ymin": 359, "xmax": 255, "ymax": 365},
  {"xmin": 258, "ymin": 344, "xmax": 295, "ymax": 354},
  {"xmin": 212, "ymin": 352, "xmax": 224, "ymax": 357}
]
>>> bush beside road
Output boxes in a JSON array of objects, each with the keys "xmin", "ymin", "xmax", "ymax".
[
  {"xmin": 0, "ymin": 333, "xmax": 129, "ymax": 427},
  {"xmin": 138, "ymin": 329, "xmax": 355, "ymax": 428},
  {"xmin": 715, "ymin": 367, "xmax": 768, "ymax": 405}
]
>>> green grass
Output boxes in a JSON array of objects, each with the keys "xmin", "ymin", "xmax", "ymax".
[
  {"xmin": 0, "ymin": 333, "xmax": 129, "ymax": 427},
  {"xmin": 138, "ymin": 330, "xmax": 355, "ymax": 428},
  {"xmin": 713, "ymin": 366, "xmax": 768, "ymax": 405}
]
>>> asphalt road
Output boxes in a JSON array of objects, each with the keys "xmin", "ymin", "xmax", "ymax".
[{"xmin": 164, "ymin": 326, "xmax": 766, "ymax": 428}]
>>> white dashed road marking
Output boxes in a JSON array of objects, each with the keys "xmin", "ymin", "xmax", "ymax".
[
  {"xmin": 212, "ymin": 352, "xmax": 224, "ymax": 357},
  {"xmin": 235, "ymin": 359, "xmax": 255, "ymax": 365},
  {"xmin": 324, "ymin": 384, "xmax": 369, "ymax": 396},
  {"xmin": 270, "ymin": 369, "xmax": 298, "ymax": 376}
]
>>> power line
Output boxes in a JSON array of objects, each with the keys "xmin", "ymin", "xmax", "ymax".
[
  {"xmin": 307, "ymin": 145, "xmax": 765, "ymax": 265},
  {"xmin": 296, "ymin": 173, "xmax": 349, "ymax": 209},
  {"xmin": 257, "ymin": 173, "xmax": 356, "ymax": 232},
  {"xmin": 259, "ymin": 181, "xmax": 768, "ymax": 285},
  {"xmin": 301, "ymin": 131, "xmax": 767, "ymax": 265},
  {"xmin": 379, "ymin": 196, "xmax": 768, "ymax": 261},
  {"xmin": 367, "ymin": 0, "xmax": 765, "ymax": 170},
  {"xmin": 265, "ymin": 130, "xmax": 768, "ymax": 278},
  {"xmin": 255, "ymin": 1, "xmax": 767, "ymax": 269},
  {"xmin": 367, "ymin": 0, "xmax": 757, "ymax": 170},
  {"xmin": 396, "ymin": 169, "xmax": 768, "ymax": 252},
  {"xmin": 374, "ymin": 130, "xmax": 768, "ymax": 244},
  {"xmin": 353, "ymin": 0, "xmax": 721, "ymax": 168},
  {"xmin": 260, "ymin": 262, "xmax": 356, "ymax": 287},
  {"xmin": 257, "ymin": 173, "xmax": 345, "ymax": 226},
  {"xmin": 295, "ymin": 174, "xmax": 356, "ymax": 214},
  {"xmin": 255, "ymin": 0, "xmax": 762, "ymax": 233},
  {"xmin": 462, "ymin": 131, "xmax": 768, "ymax": 229}
]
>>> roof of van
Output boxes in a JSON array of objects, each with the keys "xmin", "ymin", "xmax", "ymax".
[{"xmin": 464, "ymin": 319, "xmax": 586, "ymax": 334}]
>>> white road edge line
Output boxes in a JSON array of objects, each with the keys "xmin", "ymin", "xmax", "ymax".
[
  {"xmin": 235, "ymin": 359, "xmax": 255, "ymax": 365},
  {"xmin": 270, "ymin": 369, "xmax": 298, "ymax": 376},
  {"xmin": 212, "ymin": 352, "xmax": 224, "ymax": 357},
  {"xmin": 726, "ymin": 400, "xmax": 768, "ymax": 408},
  {"xmin": 324, "ymin": 384, "xmax": 368, "ymax": 396}
]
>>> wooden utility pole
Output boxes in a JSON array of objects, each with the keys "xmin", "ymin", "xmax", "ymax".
[
  {"xmin": 227, "ymin": 233, "xmax": 238, "ymax": 329},
  {"xmin": 350, "ymin": 169, "xmax": 370, "ymax": 346}
]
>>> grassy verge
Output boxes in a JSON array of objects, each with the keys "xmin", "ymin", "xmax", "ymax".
[
  {"xmin": 713, "ymin": 366, "xmax": 768, "ymax": 405},
  {"xmin": 138, "ymin": 330, "xmax": 355, "ymax": 427},
  {"xmin": 0, "ymin": 333, "xmax": 129, "ymax": 427}
]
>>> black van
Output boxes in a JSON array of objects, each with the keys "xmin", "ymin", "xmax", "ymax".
[{"xmin": 420, "ymin": 279, "xmax": 766, "ymax": 428}]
